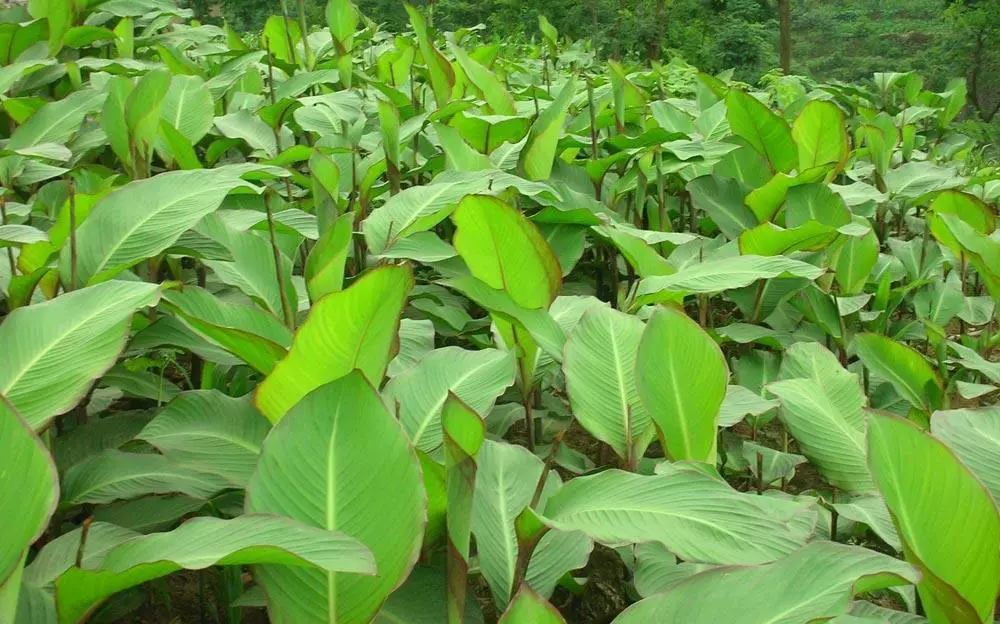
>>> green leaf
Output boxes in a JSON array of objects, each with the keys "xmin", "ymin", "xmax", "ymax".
[
  {"xmin": 386, "ymin": 347, "xmax": 515, "ymax": 453},
  {"xmin": 632, "ymin": 542, "xmax": 712, "ymax": 598},
  {"xmin": 854, "ymin": 333, "xmax": 943, "ymax": 414},
  {"xmin": 62, "ymin": 166, "xmax": 262, "ymax": 285},
  {"xmin": 931, "ymin": 407, "xmax": 1000, "ymax": 504},
  {"xmin": 833, "ymin": 222, "xmax": 879, "ymax": 295},
  {"xmin": 500, "ymin": 584, "xmax": 566, "ymax": 624},
  {"xmin": 404, "ymin": 3, "xmax": 454, "ymax": 109},
  {"xmin": 542, "ymin": 466, "xmax": 812, "ymax": 565},
  {"xmin": 454, "ymin": 194, "xmax": 561, "ymax": 309},
  {"xmin": 214, "ymin": 111, "xmax": 278, "ymax": 158},
  {"xmin": 247, "ymin": 372, "xmax": 425, "ymax": 623},
  {"xmin": 160, "ymin": 74, "xmax": 214, "ymax": 144},
  {"xmin": 717, "ymin": 384, "xmax": 777, "ymax": 427},
  {"xmin": 686, "ymin": 175, "xmax": 757, "ymax": 239},
  {"xmin": 0, "ymin": 281, "xmax": 160, "ymax": 430},
  {"xmin": 520, "ymin": 78, "xmax": 575, "ymax": 181},
  {"xmin": 726, "ymin": 89, "xmax": 797, "ymax": 173},
  {"xmin": 563, "ymin": 305, "xmax": 651, "ymax": 462},
  {"xmin": 125, "ymin": 68, "xmax": 171, "ymax": 154},
  {"xmin": 255, "ymin": 265, "xmax": 413, "ymax": 423},
  {"xmin": 305, "ymin": 211, "xmax": 353, "ymax": 302},
  {"xmin": 449, "ymin": 43, "xmax": 516, "ymax": 116},
  {"xmin": 636, "ymin": 255, "xmax": 823, "ymax": 302},
  {"xmin": 833, "ymin": 495, "xmax": 901, "ymax": 551},
  {"xmin": 614, "ymin": 542, "xmax": 918, "ymax": 623},
  {"xmin": 868, "ymin": 412, "xmax": 1000, "ymax": 623},
  {"xmin": 785, "ymin": 183, "xmax": 852, "ymax": 229},
  {"xmin": 0, "ymin": 395, "xmax": 57, "ymax": 617},
  {"xmin": 51, "ymin": 411, "xmax": 153, "ymax": 473},
  {"xmin": 746, "ymin": 166, "xmax": 830, "ymax": 222},
  {"xmin": 442, "ymin": 395, "xmax": 486, "ymax": 623},
  {"xmin": 738, "ymin": 221, "xmax": 838, "ymax": 256},
  {"xmin": 53, "ymin": 515, "xmax": 376, "ymax": 624},
  {"xmin": 768, "ymin": 343, "xmax": 874, "ymax": 492},
  {"xmin": 60, "ymin": 451, "xmax": 231, "ymax": 506},
  {"xmin": 636, "ymin": 306, "xmax": 727, "ymax": 463},
  {"xmin": 948, "ymin": 342, "xmax": 1000, "ymax": 385},
  {"xmin": 161, "ymin": 287, "xmax": 292, "ymax": 374},
  {"xmin": 8, "ymin": 89, "xmax": 106, "ymax": 150},
  {"xmin": 884, "ymin": 162, "xmax": 964, "ymax": 200},
  {"xmin": 791, "ymin": 100, "xmax": 849, "ymax": 173},
  {"xmin": 137, "ymin": 391, "xmax": 270, "ymax": 488}
]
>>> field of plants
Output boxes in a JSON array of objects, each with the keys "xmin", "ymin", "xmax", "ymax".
[{"xmin": 1, "ymin": 0, "xmax": 999, "ymax": 622}]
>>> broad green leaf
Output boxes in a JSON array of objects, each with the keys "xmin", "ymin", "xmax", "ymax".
[
  {"xmin": 305, "ymin": 211, "xmax": 353, "ymax": 302},
  {"xmin": 833, "ymin": 495, "xmax": 901, "ymax": 551},
  {"xmin": 746, "ymin": 166, "xmax": 830, "ymax": 222},
  {"xmin": 833, "ymin": 221, "xmax": 879, "ymax": 295},
  {"xmin": 261, "ymin": 15, "xmax": 301, "ymax": 65},
  {"xmin": 792, "ymin": 100, "xmax": 849, "ymax": 173},
  {"xmin": 0, "ymin": 225, "xmax": 47, "ymax": 247},
  {"xmin": 214, "ymin": 111, "xmax": 278, "ymax": 158},
  {"xmin": 386, "ymin": 347, "xmax": 515, "ymax": 453},
  {"xmin": 686, "ymin": 174, "xmax": 757, "ymax": 239},
  {"xmin": 374, "ymin": 557, "xmax": 485, "ymax": 623},
  {"xmin": 0, "ymin": 395, "xmax": 57, "ymax": 610},
  {"xmin": 614, "ymin": 542, "xmax": 918, "ymax": 623},
  {"xmin": 928, "ymin": 213, "xmax": 1000, "ymax": 300},
  {"xmin": 726, "ymin": 89, "xmax": 797, "ymax": 173},
  {"xmin": 738, "ymin": 221, "xmax": 838, "ymax": 256},
  {"xmin": 768, "ymin": 343, "xmax": 873, "ymax": 492},
  {"xmin": 636, "ymin": 306, "xmax": 727, "ymax": 463},
  {"xmin": 636, "ymin": 255, "xmax": 823, "ymax": 302},
  {"xmin": 160, "ymin": 74, "xmax": 214, "ymax": 143},
  {"xmin": 563, "ymin": 305, "xmax": 650, "ymax": 462},
  {"xmin": 854, "ymin": 333, "xmax": 943, "ymax": 414},
  {"xmin": 0, "ymin": 281, "xmax": 160, "ymax": 430},
  {"xmin": 8, "ymin": 89, "xmax": 106, "ymax": 150},
  {"xmin": 60, "ymin": 450, "xmax": 231, "ymax": 506},
  {"xmin": 499, "ymin": 584, "xmax": 566, "ymax": 624},
  {"xmin": 452, "ymin": 194, "xmax": 561, "ymax": 309},
  {"xmin": 884, "ymin": 162, "xmax": 964, "ymax": 200},
  {"xmin": 931, "ymin": 408, "xmax": 1000, "ymax": 504},
  {"xmin": 62, "ymin": 166, "xmax": 262, "ymax": 285},
  {"xmin": 255, "ymin": 265, "xmax": 413, "ymax": 423},
  {"xmin": 868, "ymin": 413, "xmax": 1000, "ymax": 623},
  {"xmin": 543, "ymin": 466, "xmax": 813, "ymax": 564},
  {"xmin": 125, "ymin": 68, "xmax": 171, "ymax": 154},
  {"xmin": 93, "ymin": 495, "xmax": 207, "ymax": 534},
  {"xmin": 442, "ymin": 395, "xmax": 485, "ymax": 623},
  {"xmin": 247, "ymin": 372, "xmax": 425, "ymax": 623},
  {"xmin": 472, "ymin": 440, "xmax": 542, "ymax": 607},
  {"xmin": 717, "ymin": 384, "xmax": 777, "ymax": 427},
  {"xmin": 54, "ymin": 515, "xmax": 375, "ymax": 624},
  {"xmin": 52, "ymin": 411, "xmax": 153, "ymax": 473},
  {"xmin": 927, "ymin": 191, "xmax": 996, "ymax": 257},
  {"xmin": 785, "ymin": 183, "xmax": 852, "ymax": 228},
  {"xmin": 632, "ymin": 542, "xmax": 713, "ymax": 598},
  {"xmin": 161, "ymin": 287, "xmax": 292, "ymax": 374},
  {"xmin": 520, "ymin": 78, "xmax": 575, "ymax": 181},
  {"xmin": 449, "ymin": 43, "xmax": 516, "ymax": 115},
  {"xmin": 137, "ymin": 391, "xmax": 270, "ymax": 488},
  {"xmin": 388, "ymin": 319, "xmax": 436, "ymax": 378},
  {"xmin": 948, "ymin": 342, "xmax": 1000, "ymax": 385}
]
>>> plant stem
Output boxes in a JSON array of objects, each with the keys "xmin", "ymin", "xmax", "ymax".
[
  {"xmin": 296, "ymin": 0, "xmax": 312, "ymax": 69},
  {"xmin": 277, "ymin": 0, "xmax": 298, "ymax": 67},
  {"xmin": 522, "ymin": 386, "xmax": 535, "ymax": 452},
  {"xmin": 0, "ymin": 197, "xmax": 14, "ymax": 278},
  {"xmin": 68, "ymin": 180, "xmax": 78, "ymax": 291},
  {"xmin": 829, "ymin": 487, "xmax": 839, "ymax": 541},
  {"xmin": 75, "ymin": 516, "xmax": 94, "ymax": 567},
  {"xmin": 264, "ymin": 191, "xmax": 295, "ymax": 330},
  {"xmin": 755, "ymin": 451, "xmax": 764, "ymax": 494}
]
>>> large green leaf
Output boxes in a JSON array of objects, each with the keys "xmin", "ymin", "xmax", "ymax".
[
  {"xmin": 635, "ymin": 255, "xmax": 823, "ymax": 301},
  {"xmin": 404, "ymin": 2, "xmax": 454, "ymax": 109},
  {"xmin": 452, "ymin": 194, "xmax": 561, "ymax": 309},
  {"xmin": 686, "ymin": 175, "xmax": 757, "ymax": 240},
  {"xmin": 159, "ymin": 74, "xmax": 214, "ymax": 144},
  {"xmin": 726, "ymin": 89, "xmax": 797, "ymax": 173},
  {"xmin": 61, "ymin": 166, "xmax": 263, "ymax": 285},
  {"xmin": 854, "ymin": 333, "xmax": 943, "ymax": 414},
  {"xmin": 868, "ymin": 412, "xmax": 1000, "ymax": 622},
  {"xmin": 0, "ymin": 281, "xmax": 160, "ymax": 430},
  {"xmin": 449, "ymin": 43, "xmax": 516, "ymax": 115},
  {"xmin": 0, "ymin": 396, "xmax": 57, "ymax": 621},
  {"xmin": 247, "ymin": 372, "xmax": 425, "ymax": 623},
  {"xmin": 614, "ymin": 542, "xmax": 918, "ymax": 623},
  {"xmin": 768, "ymin": 342, "xmax": 874, "ymax": 492},
  {"xmin": 563, "ymin": 305, "xmax": 651, "ymax": 462},
  {"xmin": 255, "ymin": 265, "xmax": 413, "ymax": 423},
  {"xmin": 833, "ymin": 223, "xmax": 879, "ymax": 295},
  {"xmin": 60, "ymin": 451, "xmax": 231, "ymax": 506},
  {"xmin": 8, "ymin": 89, "xmax": 106, "ymax": 150},
  {"xmin": 54, "ymin": 515, "xmax": 374, "ymax": 624},
  {"xmin": 636, "ymin": 306, "xmax": 727, "ymax": 463},
  {"xmin": 137, "ymin": 391, "xmax": 270, "ymax": 488},
  {"xmin": 542, "ymin": 466, "xmax": 813, "ymax": 565},
  {"xmin": 931, "ymin": 407, "xmax": 1000, "ymax": 504},
  {"xmin": 385, "ymin": 347, "xmax": 515, "ymax": 453},
  {"xmin": 161, "ymin": 287, "xmax": 292, "ymax": 374},
  {"xmin": 791, "ymin": 100, "xmax": 849, "ymax": 173}
]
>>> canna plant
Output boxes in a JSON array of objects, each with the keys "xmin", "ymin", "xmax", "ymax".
[{"xmin": 0, "ymin": 0, "xmax": 998, "ymax": 623}]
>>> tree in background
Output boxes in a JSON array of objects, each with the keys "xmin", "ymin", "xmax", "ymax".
[{"xmin": 943, "ymin": 0, "xmax": 1000, "ymax": 122}]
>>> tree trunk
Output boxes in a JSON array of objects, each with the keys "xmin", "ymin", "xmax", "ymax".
[
  {"xmin": 779, "ymin": 0, "xmax": 791, "ymax": 73},
  {"xmin": 649, "ymin": 0, "xmax": 665, "ymax": 62}
]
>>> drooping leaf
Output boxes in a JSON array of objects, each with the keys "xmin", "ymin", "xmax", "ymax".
[
  {"xmin": 614, "ymin": 542, "xmax": 918, "ymax": 623},
  {"xmin": 867, "ymin": 412, "xmax": 1000, "ymax": 623},
  {"xmin": 0, "ymin": 281, "xmax": 160, "ymax": 430},
  {"xmin": 53, "ymin": 515, "xmax": 376, "ymax": 624},
  {"xmin": 854, "ymin": 333, "xmax": 943, "ymax": 414},
  {"xmin": 636, "ymin": 255, "xmax": 823, "ymax": 302},
  {"xmin": 255, "ymin": 265, "xmax": 413, "ymax": 423},
  {"xmin": 247, "ymin": 372, "xmax": 425, "ymax": 623},
  {"xmin": 931, "ymin": 407, "xmax": 1000, "ymax": 504},
  {"xmin": 636, "ymin": 306, "xmax": 728, "ymax": 463}
]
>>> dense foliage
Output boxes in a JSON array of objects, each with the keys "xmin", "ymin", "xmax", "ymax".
[{"xmin": 0, "ymin": 0, "xmax": 999, "ymax": 623}]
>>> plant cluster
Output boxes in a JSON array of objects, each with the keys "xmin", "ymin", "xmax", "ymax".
[{"xmin": 0, "ymin": 1, "xmax": 998, "ymax": 623}]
